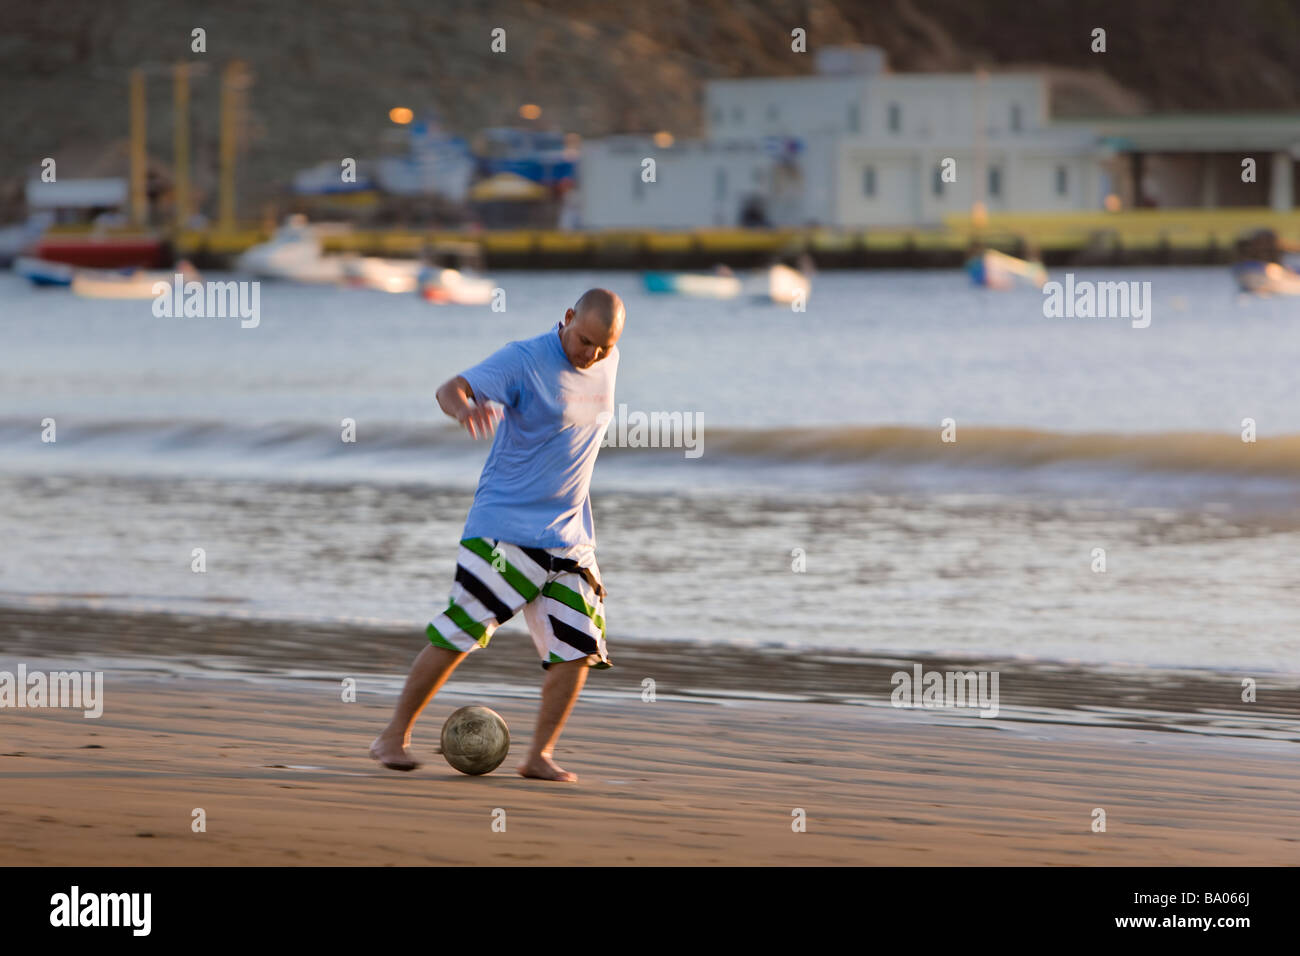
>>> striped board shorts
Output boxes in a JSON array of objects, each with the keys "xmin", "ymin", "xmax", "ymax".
[{"xmin": 427, "ymin": 537, "xmax": 611, "ymax": 671}]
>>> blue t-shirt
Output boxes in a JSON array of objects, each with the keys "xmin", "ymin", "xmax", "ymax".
[{"xmin": 459, "ymin": 322, "xmax": 618, "ymax": 548}]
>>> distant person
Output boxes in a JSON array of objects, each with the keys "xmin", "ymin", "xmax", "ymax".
[
  {"xmin": 740, "ymin": 197, "xmax": 769, "ymax": 227},
  {"xmin": 370, "ymin": 288, "xmax": 625, "ymax": 782}
]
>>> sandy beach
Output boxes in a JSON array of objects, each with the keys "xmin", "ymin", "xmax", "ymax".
[{"xmin": 2, "ymin": 609, "xmax": 1298, "ymax": 866}]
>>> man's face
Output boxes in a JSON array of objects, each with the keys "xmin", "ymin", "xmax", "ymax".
[{"xmin": 560, "ymin": 308, "xmax": 621, "ymax": 369}]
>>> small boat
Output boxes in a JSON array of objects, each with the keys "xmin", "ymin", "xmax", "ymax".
[
  {"xmin": 13, "ymin": 256, "xmax": 74, "ymax": 287},
  {"xmin": 418, "ymin": 267, "xmax": 495, "ymax": 305},
  {"xmin": 30, "ymin": 234, "xmax": 164, "ymax": 269},
  {"xmin": 236, "ymin": 216, "xmax": 345, "ymax": 284},
  {"xmin": 966, "ymin": 249, "xmax": 1047, "ymax": 290},
  {"xmin": 1232, "ymin": 259, "xmax": 1300, "ymax": 296},
  {"xmin": 751, "ymin": 262, "xmax": 811, "ymax": 305},
  {"xmin": 643, "ymin": 270, "xmax": 742, "ymax": 299},
  {"xmin": 71, "ymin": 262, "xmax": 201, "ymax": 299},
  {"xmin": 340, "ymin": 256, "xmax": 423, "ymax": 294}
]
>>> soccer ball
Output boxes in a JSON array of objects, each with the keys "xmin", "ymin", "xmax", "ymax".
[{"xmin": 440, "ymin": 705, "xmax": 511, "ymax": 775}]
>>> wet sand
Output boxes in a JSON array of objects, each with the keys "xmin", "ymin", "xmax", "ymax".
[{"xmin": 2, "ymin": 609, "xmax": 1299, "ymax": 865}]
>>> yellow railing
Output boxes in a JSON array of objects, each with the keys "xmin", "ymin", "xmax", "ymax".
[
  {"xmin": 139, "ymin": 208, "xmax": 1300, "ymax": 259},
  {"xmin": 946, "ymin": 209, "xmax": 1300, "ymax": 248}
]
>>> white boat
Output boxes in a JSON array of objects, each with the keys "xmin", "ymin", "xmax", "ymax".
[
  {"xmin": 418, "ymin": 267, "xmax": 495, "ymax": 305},
  {"xmin": 341, "ymin": 256, "xmax": 423, "ymax": 294},
  {"xmin": 71, "ymin": 263, "xmax": 201, "ymax": 299},
  {"xmin": 236, "ymin": 216, "xmax": 346, "ymax": 283},
  {"xmin": 751, "ymin": 263, "xmax": 811, "ymax": 305},
  {"xmin": 966, "ymin": 249, "xmax": 1047, "ymax": 290},
  {"xmin": 13, "ymin": 256, "xmax": 74, "ymax": 287},
  {"xmin": 643, "ymin": 270, "xmax": 741, "ymax": 299}
]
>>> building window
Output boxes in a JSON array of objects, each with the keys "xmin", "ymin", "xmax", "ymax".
[
  {"xmin": 1010, "ymin": 104, "xmax": 1022, "ymax": 132},
  {"xmin": 1055, "ymin": 165, "xmax": 1068, "ymax": 196},
  {"xmin": 863, "ymin": 166, "xmax": 876, "ymax": 196},
  {"xmin": 847, "ymin": 102, "xmax": 859, "ymax": 133},
  {"xmin": 715, "ymin": 167, "xmax": 727, "ymax": 201},
  {"xmin": 988, "ymin": 165, "xmax": 1002, "ymax": 197},
  {"xmin": 888, "ymin": 103, "xmax": 901, "ymax": 133},
  {"xmin": 932, "ymin": 165, "xmax": 944, "ymax": 196},
  {"xmin": 766, "ymin": 103, "xmax": 779, "ymax": 122},
  {"xmin": 712, "ymin": 107, "xmax": 724, "ymax": 127},
  {"xmin": 731, "ymin": 106, "xmax": 743, "ymax": 124},
  {"xmin": 752, "ymin": 167, "xmax": 765, "ymax": 186}
]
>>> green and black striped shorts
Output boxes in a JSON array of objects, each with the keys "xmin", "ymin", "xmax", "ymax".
[{"xmin": 427, "ymin": 537, "xmax": 611, "ymax": 670}]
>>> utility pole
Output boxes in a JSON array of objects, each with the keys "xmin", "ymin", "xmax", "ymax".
[
  {"xmin": 972, "ymin": 67, "xmax": 988, "ymax": 232},
  {"xmin": 219, "ymin": 60, "xmax": 248, "ymax": 231},
  {"xmin": 129, "ymin": 67, "xmax": 148, "ymax": 227},
  {"xmin": 173, "ymin": 63, "xmax": 190, "ymax": 229}
]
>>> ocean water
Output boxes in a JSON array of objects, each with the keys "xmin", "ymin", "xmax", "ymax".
[{"xmin": 2, "ymin": 266, "xmax": 1298, "ymax": 672}]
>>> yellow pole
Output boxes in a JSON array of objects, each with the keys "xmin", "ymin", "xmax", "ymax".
[
  {"xmin": 971, "ymin": 67, "xmax": 988, "ymax": 232},
  {"xmin": 173, "ymin": 63, "xmax": 190, "ymax": 229},
  {"xmin": 129, "ymin": 68, "xmax": 147, "ymax": 227},
  {"xmin": 219, "ymin": 61, "xmax": 240, "ymax": 231}
]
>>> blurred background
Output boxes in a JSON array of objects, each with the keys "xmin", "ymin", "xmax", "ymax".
[{"xmin": 1, "ymin": 0, "xmax": 1299, "ymax": 262}]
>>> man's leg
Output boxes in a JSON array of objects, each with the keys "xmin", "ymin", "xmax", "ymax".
[
  {"xmin": 517, "ymin": 658, "xmax": 589, "ymax": 782},
  {"xmin": 371, "ymin": 644, "xmax": 468, "ymax": 770}
]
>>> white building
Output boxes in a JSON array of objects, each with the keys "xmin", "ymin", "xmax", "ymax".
[
  {"xmin": 579, "ymin": 135, "xmax": 814, "ymax": 228},
  {"xmin": 580, "ymin": 46, "xmax": 1106, "ymax": 229}
]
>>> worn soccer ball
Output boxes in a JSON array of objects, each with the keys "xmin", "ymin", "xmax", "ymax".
[{"xmin": 440, "ymin": 705, "xmax": 511, "ymax": 775}]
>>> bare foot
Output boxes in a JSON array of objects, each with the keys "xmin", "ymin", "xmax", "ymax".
[
  {"xmin": 370, "ymin": 734, "xmax": 419, "ymax": 771},
  {"xmin": 517, "ymin": 752, "xmax": 577, "ymax": 782}
]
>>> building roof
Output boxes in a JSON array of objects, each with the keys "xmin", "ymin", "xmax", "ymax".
[{"xmin": 1055, "ymin": 114, "xmax": 1300, "ymax": 152}]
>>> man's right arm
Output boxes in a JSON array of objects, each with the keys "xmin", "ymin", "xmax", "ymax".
[{"xmin": 436, "ymin": 375, "xmax": 500, "ymax": 439}]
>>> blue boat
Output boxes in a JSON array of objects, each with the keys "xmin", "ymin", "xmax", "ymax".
[
  {"xmin": 642, "ymin": 270, "xmax": 741, "ymax": 299},
  {"xmin": 13, "ymin": 256, "xmax": 74, "ymax": 287},
  {"xmin": 965, "ymin": 249, "xmax": 1046, "ymax": 290}
]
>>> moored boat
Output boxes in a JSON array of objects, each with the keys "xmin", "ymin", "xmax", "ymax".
[
  {"xmin": 13, "ymin": 256, "xmax": 75, "ymax": 287},
  {"xmin": 340, "ymin": 256, "xmax": 423, "ymax": 294},
  {"xmin": 71, "ymin": 262, "xmax": 201, "ymax": 300},
  {"xmin": 418, "ymin": 267, "xmax": 495, "ymax": 305},
  {"xmin": 753, "ymin": 262, "xmax": 811, "ymax": 305},
  {"xmin": 30, "ymin": 233, "xmax": 165, "ymax": 269},
  {"xmin": 643, "ymin": 270, "xmax": 742, "ymax": 299},
  {"xmin": 966, "ymin": 249, "xmax": 1047, "ymax": 290},
  {"xmin": 236, "ymin": 216, "xmax": 346, "ymax": 284}
]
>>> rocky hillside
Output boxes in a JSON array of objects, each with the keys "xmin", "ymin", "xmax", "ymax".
[{"xmin": 3, "ymin": 0, "xmax": 1297, "ymax": 219}]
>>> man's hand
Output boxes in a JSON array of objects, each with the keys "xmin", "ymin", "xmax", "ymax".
[
  {"xmin": 437, "ymin": 375, "xmax": 502, "ymax": 439},
  {"xmin": 458, "ymin": 402, "xmax": 501, "ymax": 439}
]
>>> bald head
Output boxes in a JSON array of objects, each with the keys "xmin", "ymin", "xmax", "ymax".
[
  {"xmin": 560, "ymin": 288, "xmax": 625, "ymax": 369},
  {"xmin": 573, "ymin": 288, "xmax": 625, "ymax": 332}
]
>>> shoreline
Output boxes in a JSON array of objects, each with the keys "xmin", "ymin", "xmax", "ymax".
[{"xmin": 2, "ymin": 603, "xmax": 1297, "ymax": 742}]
